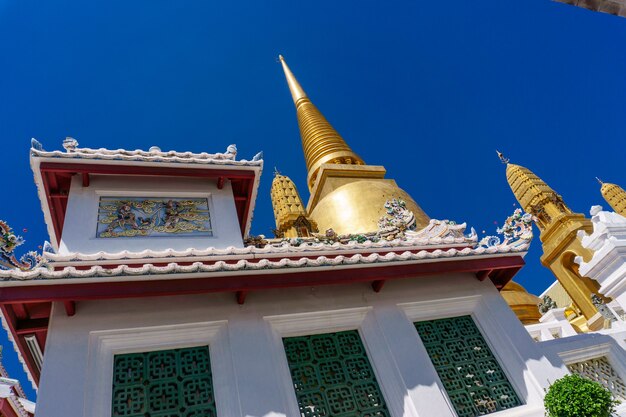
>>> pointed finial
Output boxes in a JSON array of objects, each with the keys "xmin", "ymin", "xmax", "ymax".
[
  {"xmin": 278, "ymin": 54, "xmax": 307, "ymax": 103},
  {"xmin": 274, "ymin": 167, "xmax": 281, "ymax": 176},
  {"xmin": 496, "ymin": 150, "xmax": 510, "ymax": 164},
  {"xmin": 30, "ymin": 138, "xmax": 43, "ymax": 151},
  {"xmin": 596, "ymin": 177, "xmax": 604, "ymax": 185}
]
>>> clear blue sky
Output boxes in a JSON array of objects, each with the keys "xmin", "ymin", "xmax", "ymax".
[{"xmin": 1, "ymin": 0, "xmax": 625, "ymax": 400}]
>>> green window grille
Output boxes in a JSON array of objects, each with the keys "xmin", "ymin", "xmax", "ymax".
[
  {"xmin": 283, "ymin": 330, "xmax": 390, "ymax": 417},
  {"xmin": 111, "ymin": 346, "xmax": 216, "ymax": 417},
  {"xmin": 414, "ymin": 316, "xmax": 522, "ymax": 417}
]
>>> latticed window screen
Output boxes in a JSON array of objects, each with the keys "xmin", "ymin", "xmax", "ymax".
[
  {"xmin": 112, "ymin": 346, "xmax": 216, "ymax": 417},
  {"xmin": 414, "ymin": 316, "xmax": 522, "ymax": 417},
  {"xmin": 568, "ymin": 356, "xmax": 626, "ymax": 400},
  {"xmin": 283, "ymin": 330, "xmax": 390, "ymax": 417}
]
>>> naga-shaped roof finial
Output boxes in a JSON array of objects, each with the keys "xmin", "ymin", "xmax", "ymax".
[{"xmin": 496, "ymin": 150, "xmax": 510, "ymax": 164}]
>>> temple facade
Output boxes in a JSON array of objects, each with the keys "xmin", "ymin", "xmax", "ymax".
[{"xmin": 0, "ymin": 56, "xmax": 625, "ymax": 417}]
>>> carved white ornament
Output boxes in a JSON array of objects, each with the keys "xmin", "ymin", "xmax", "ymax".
[{"xmin": 567, "ymin": 356, "xmax": 626, "ymax": 401}]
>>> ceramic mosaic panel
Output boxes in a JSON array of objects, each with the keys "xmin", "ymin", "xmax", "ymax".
[
  {"xmin": 568, "ymin": 356, "xmax": 626, "ymax": 400},
  {"xmin": 283, "ymin": 330, "xmax": 390, "ymax": 417},
  {"xmin": 97, "ymin": 197, "xmax": 211, "ymax": 238},
  {"xmin": 415, "ymin": 315, "xmax": 521, "ymax": 417},
  {"xmin": 111, "ymin": 346, "xmax": 216, "ymax": 417}
]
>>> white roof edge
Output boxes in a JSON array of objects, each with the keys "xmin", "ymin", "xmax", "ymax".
[
  {"xmin": 244, "ymin": 160, "xmax": 263, "ymax": 238},
  {"xmin": 0, "ymin": 248, "xmax": 527, "ymax": 285},
  {"xmin": 29, "ymin": 156, "xmax": 58, "ymax": 252}
]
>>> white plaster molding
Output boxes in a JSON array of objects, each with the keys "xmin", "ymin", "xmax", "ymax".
[
  {"xmin": 83, "ymin": 320, "xmax": 238, "ymax": 417},
  {"xmin": 265, "ymin": 307, "xmax": 372, "ymax": 336},
  {"xmin": 575, "ymin": 206, "xmax": 626, "ymax": 307}
]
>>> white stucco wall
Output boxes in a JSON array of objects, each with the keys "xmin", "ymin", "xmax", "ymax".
[
  {"xmin": 58, "ymin": 175, "xmax": 244, "ymax": 254},
  {"xmin": 35, "ymin": 274, "xmax": 569, "ymax": 417}
]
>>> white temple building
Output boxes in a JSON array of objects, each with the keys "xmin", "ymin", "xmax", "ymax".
[{"xmin": 0, "ymin": 57, "xmax": 625, "ymax": 417}]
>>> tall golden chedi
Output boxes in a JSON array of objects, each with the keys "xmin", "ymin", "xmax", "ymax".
[
  {"xmin": 599, "ymin": 179, "xmax": 626, "ymax": 216},
  {"xmin": 278, "ymin": 55, "xmax": 429, "ymax": 235},
  {"xmin": 503, "ymin": 155, "xmax": 605, "ymax": 330},
  {"xmin": 270, "ymin": 170, "xmax": 319, "ymax": 238}
]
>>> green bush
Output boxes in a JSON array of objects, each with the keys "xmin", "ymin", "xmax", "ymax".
[{"xmin": 544, "ymin": 374, "xmax": 619, "ymax": 417}]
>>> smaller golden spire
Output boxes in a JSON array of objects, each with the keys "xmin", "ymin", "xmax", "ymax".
[
  {"xmin": 270, "ymin": 171, "xmax": 318, "ymax": 238},
  {"xmin": 505, "ymin": 162, "xmax": 573, "ymax": 233},
  {"xmin": 599, "ymin": 180, "xmax": 626, "ymax": 216}
]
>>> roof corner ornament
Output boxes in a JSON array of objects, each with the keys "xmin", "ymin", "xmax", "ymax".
[
  {"xmin": 496, "ymin": 150, "xmax": 510, "ymax": 165},
  {"xmin": 479, "ymin": 208, "xmax": 534, "ymax": 249},
  {"xmin": 0, "ymin": 221, "xmax": 44, "ymax": 271},
  {"xmin": 252, "ymin": 151, "xmax": 263, "ymax": 162},
  {"xmin": 30, "ymin": 138, "xmax": 43, "ymax": 152},
  {"xmin": 62, "ymin": 137, "xmax": 78, "ymax": 152}
]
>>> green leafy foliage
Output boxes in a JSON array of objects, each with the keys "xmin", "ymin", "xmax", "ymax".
[{"xmin": 544, "ymin": 374, "xmax": 619, "ymax": 417}]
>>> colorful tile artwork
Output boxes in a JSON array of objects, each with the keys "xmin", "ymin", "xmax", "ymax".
[{"xmin": 97, "ymin": 197, "xmax": 212, "ymax": 238}]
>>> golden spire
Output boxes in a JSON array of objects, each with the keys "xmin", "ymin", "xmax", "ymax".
[
  {"xmin": 270, "ymin": 170, "xmax": 318, "ymax": 238},
  {"xmin": 279, "ymin": 55, "xmax": 364, "ymax": 190},
  {"xmin": 501, "ymin": 155, "xmax": 605, "ymax": 329},
  {"xmin": 505, "ymin": 162, "xmax": 572, "ymax": 232},
  {"xmin": 599, "ymin": 179, "xmax": 626, "ymax": 216}
]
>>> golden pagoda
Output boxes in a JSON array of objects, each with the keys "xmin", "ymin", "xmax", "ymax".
[
  {"xmin": 270, "ymin": 169, "xmax": 318, "ymax": 238},
  {"xmin": 500, "ymin": 281, "xmax": 542, "ymax": 324},
  {"xmin": 278, "ymin": 55, "xmax": 429, "ymax": 235},
  {"xmin": 598, "ymin": 179, "xmax": 626, "ymax": 216},
  {"xmin": 502, "ymin": 154, "xmax": 605, "ymax": 330}
]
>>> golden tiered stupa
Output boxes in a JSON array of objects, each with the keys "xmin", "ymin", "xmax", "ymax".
[
  {"xmin": 278, "ymin": 55, "xmax": 429, "ymax": 235},
  {"xmin": 503, "ymin": 156, "xmax": 606, "ymax": 330},
  {"xmin": 270, "ymin": 170, "xmax": 318, "ymax": 238},
  {"xmin": 599, "ymin": 179, "xmax": 626, "ymax": 216}
]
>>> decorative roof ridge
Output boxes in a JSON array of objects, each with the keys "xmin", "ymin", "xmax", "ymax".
[
  {"xmin": 0, "ymin": 243, "xmax": 530, "ymax": 281},
  {"xmin": 30, "ymin": 138, "xmax": 263, "ymax": 166},
  {"xmin": 43, "ymin": 232, "xmax": 476, "ymax": 262}
]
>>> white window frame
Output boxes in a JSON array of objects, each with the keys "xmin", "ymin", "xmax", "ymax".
[
  {"xmin": 398, "ymin": 295, "xmax": 546, "ymax": 417},
  {"xmin": 83, "ymin": 320, "xmax": 238, "ymax": 417},
  {"xmin": 265, "ymin": 306, "xmax": 418, "ymax": 417}
]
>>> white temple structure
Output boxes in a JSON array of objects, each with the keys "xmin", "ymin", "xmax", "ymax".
[{"xmin": 0, "ymin": 57, "xmax": 625, "ymax": 417}]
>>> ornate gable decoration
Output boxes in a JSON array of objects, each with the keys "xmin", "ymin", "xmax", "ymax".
[{"xmin": 0, "ymin": 221, "xmax": 43, "ymax": 271}]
